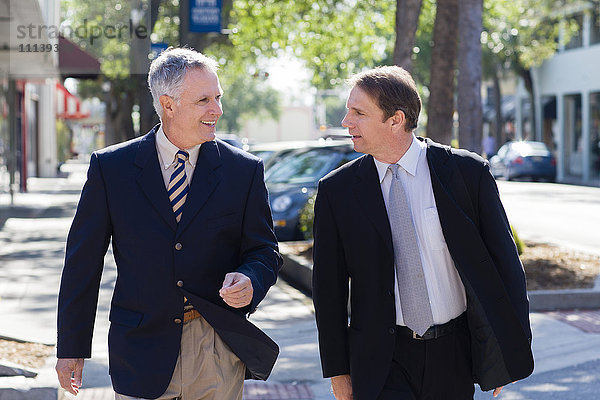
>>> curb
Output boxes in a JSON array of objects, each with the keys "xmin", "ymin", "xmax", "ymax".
[
  {"xmin": 279, "ymin": 241, "xmax": 600, "ymax": 312},
  {"xmin": 0, "ymin": 388, "xmax": 58, "ymax": 400}
]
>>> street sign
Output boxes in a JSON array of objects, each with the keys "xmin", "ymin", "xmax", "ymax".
[
  {"xmin": 189, "ymin": 0, "xmax": 222, "ymax": 33},
  {"xmin": 151, "ymin": 42, "xmax": 169, "ymax": 59}
]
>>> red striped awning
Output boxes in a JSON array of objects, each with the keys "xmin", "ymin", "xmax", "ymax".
[{"xmin": 55, "ymin": 81, "xmax": 90, "ymax": 120}]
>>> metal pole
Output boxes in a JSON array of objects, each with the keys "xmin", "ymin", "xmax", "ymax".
[{"xmin": 8, "ymin": 79, "xmax": 16, "ymax": 205}]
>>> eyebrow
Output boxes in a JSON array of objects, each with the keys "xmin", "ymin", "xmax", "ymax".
[{"xmin": 348, "ymin": 105, "xmax": 366, "ymax": 113}]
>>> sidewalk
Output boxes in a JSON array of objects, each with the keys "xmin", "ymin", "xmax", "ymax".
[{"xmin": 1, "ymin": 164, "xmax": 600, "ymax": 399}]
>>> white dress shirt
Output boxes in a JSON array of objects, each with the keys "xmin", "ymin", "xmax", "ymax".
[
  {"xmin": 155, "ymin": 126, "xmax": 202, "ymax": 189},
  {"xmin": 373, "ymin": 136, "xmax": 467, "ymax": 326}
]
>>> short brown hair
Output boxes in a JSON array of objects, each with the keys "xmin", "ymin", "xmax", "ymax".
[{"xmin": 349, "ymin": 66, "xmax": 421, "ymax": 131}]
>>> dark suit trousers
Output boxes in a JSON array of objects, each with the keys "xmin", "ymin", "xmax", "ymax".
[{"xmin": 377, "ymin": 322, "xmax": 474, "ymax": 400}]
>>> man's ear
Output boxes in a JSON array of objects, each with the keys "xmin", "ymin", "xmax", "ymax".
[
  {"xmin": 159, "ymin": 95, "xmax": 175, "ymax": 118},
  {"xmin": 391, "ymin": 109, "xmax": 406, "ymax": 132}
]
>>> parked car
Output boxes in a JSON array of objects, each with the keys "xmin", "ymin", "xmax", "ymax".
[
  {"xmin": 490, "ymin": 141, "xmax": 556, "ymax": 182},
  {"xmin": 249, "ymin": 140, "xmax": 320, "ymax": 172},
  {"xmin": 249, "ymin": 138, "xmax": 349, "ymax": 172},
  {"xmin": 216, "ymin": 133, "xmax": 244, "ymax": 149},
  {"xmin": 264, "ymin": 141, "xmax": 360, "ymax": 241}
]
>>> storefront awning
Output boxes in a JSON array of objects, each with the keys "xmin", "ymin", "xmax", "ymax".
[
  {"xmin": 58, "ymin": 35, "xmax": 101, "ymax": 79},
  {"xmin": 56, "ymin": 81, "xmax": 90, "ymax": 120}
]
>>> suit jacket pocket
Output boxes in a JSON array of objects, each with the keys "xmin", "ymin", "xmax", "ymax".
[{"xmin": 109, "ymin": 305, "xmax": 143, "ymax": 328}]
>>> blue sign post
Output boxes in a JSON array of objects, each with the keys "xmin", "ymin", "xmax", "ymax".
[
  {"xmin": 150, "ymin": 42, "xmax": 169, "ymax": 59},
  {"xmin": 189, "ymin": 0, "xmax": 222, "ymax": 33}
]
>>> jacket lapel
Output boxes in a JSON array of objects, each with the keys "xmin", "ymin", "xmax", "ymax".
[
  {"xmin": 353, "ymin": 155, "xmax": 394, "ymax": 257},
  {"xmin": 176, "ymin": 140, "xmax": 223, "ymax": 236},
  {"xmin": 135, "ymin": 128, "xmax": 178, "ymax": 232}
]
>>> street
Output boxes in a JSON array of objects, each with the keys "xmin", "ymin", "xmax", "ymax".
[
  {"xmin": 2, "ymin": 166, "xmax": 600, "ymax": 399},
  {"xmin": 497, "ymin": 181, "xmax": 600, "ymax": 256}
]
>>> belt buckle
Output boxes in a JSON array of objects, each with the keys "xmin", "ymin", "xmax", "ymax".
[{"xmin": 412, "ymin": 331, "xmax": 424, "ymax": 340}]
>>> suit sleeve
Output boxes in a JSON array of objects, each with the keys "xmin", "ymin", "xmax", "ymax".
[
  {"xmin": 57, "ymin": 153, "xmax": 112, "ymax": 358},
  {"xmin": 312, "ymin": 180, "xmax": 350, "ymax": 378},
  {"xmin": 476, "ymin": 162, "xmax": 532, "ymax": 340},
  {"xmin": 236, "ymin": 160, "xmax": 283, "ymax": 313}
]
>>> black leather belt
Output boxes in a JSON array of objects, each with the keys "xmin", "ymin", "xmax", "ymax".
[{"xmin": 397, "ymin": 313, "xmax": 467, "ymax": 340}]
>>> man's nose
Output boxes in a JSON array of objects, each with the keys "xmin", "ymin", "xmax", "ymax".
[
  {"xmin": 210, "ymin": 100, "xmax": 223, "ymax": 116},
  {"xmin": 341, "ymin": 113, "xmax": 352, "ymax": 128}
]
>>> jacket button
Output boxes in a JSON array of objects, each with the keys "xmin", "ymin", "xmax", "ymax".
[
  {"xmin": 175, "ymin": 243, "xmax": 182, "ymax": 250},
  {"xmin": 387, "ymin": 290, "xmax": 393, "ymax": 297},
  {"xmin": 177, "ymin": 280, "xmax": 184, "ymax": 287},
  {"xmin": 389, "ymin": 327, "xmax": 396, "ymax": 334},
  {"xmin": 174, "ymin": 318, "xmax": 182, "ymax": 324}
]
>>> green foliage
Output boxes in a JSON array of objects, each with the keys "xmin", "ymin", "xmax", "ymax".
[
  {"xmin": 227, "ymin": 0, "xmax": 396, "ymax": 89},
  {"xmin": 217, "ymin": 72, "xmax": 282, "ymax": 133},
  {"xmin": 152, "ymin": 0, "xmax": 181, "ymax": 47},
  {"xmin": 298, "ymin": 193, "xmax": 317, "ymax": 240},
  {"xmin": 482, "ymin": 0, "xmax": 581, "ymax": 77},
  {"xmin": 61, "ymin": 0, "xmax": 138, "ymax": 79},
  {"xmin": 511, "ymin": 225, "xmax": 525, "ymax": 255}
]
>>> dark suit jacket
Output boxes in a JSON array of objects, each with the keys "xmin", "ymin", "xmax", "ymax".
[
  {"xmin": 57, "ymin": 126, "xmax": 283, "ymax": 398},
  {"xmin": 312, "ymin": 137, "xmax": 534, "ymax": 400}
]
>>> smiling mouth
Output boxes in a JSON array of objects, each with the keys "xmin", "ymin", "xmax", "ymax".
[{"xmin": 201, "ymin": 120, "xmax": 216, "ymax": 126}]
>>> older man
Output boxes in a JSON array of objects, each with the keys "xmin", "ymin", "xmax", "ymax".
[
  {"xmin": 56, "ymin": 47, "xmax": 282, "ymax": 399},
  {"xmin": 312, "ymin": 66, "xmax": 533, "ymax": 400}
]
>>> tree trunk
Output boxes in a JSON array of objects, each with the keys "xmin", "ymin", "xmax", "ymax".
[
  {"xmin": 392, "ymin": 0, "xmax": 423, "ymax": 72},
  {"xmin": 492, "ymin": 65, "xmax": 504, "ymax": 146},
  {"xmin": 457, "ymin": 0, "xmax": 483, "ymax": 153},
  {"xmin": 426, "ymin": 0, "xmax": 458, "ymax": 146},
  {"xmin": 521, "ymin": 68, "xmax": 536, "ymax": 140},
  {"xmin": 104, "ymin": 83, "xmax": 135, "ymax": 145}
]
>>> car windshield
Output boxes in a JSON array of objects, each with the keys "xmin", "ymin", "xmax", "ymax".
[
  {"xmin": 511, "ymin": 141, "xmax": 550, "ymax": 155},
  {"xmin": 265, "ymin": 148, "xmax": 342, "ymax": 185}
]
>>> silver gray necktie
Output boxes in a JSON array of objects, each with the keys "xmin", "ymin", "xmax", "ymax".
[{"xmin": 387, "ymin": 164, "xmax": 434, "ymax": 336}]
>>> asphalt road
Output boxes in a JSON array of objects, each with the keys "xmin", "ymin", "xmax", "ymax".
[{"xmin": 496, "ymin": 181, "xmax": 600, "ymax": 256}]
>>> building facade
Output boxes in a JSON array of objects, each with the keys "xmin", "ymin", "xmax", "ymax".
[
  {"xmin": 1, "ymin": 0, "xmax": 60, "ymax": 197},
  {"xmin": 516, "ymin": 3, "xmax": 600, "ymax": 185}
]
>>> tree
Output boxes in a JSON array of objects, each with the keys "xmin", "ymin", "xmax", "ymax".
[
  {"xmin": 457, "ymin": 0, "xmax": 483, "ymax": 153},
  {"xmin": 482, "ymin": 0, "xmax": 580, "ymax": 142},
  {"xmin": 227, "ymin": 0, "xmax": 395, "ymax": 89},
  {"xmin": 62, "ymin": 0, "xmax": 163, "ymax": 144},
  {"xmin": 393, "ymin": 0, "xmax": 424, "ymax": 71},
  {"xmin": 426, "ymin": 0, "xmax": 458, "ymax": 145}
]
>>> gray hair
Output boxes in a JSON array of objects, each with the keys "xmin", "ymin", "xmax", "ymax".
[{"xmin": 148, "ymin": 47, "xmax": 219, "ymax": 118}]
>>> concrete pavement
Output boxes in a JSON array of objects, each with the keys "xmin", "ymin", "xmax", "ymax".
[{"xmin": 2, "ymin": 163, "xmax": 600, "ymax": 399}]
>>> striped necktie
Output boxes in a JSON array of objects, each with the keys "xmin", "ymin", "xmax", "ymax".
[{"xmin": 168, "ymin": 150, "xmax": 189, "ymax": 223}]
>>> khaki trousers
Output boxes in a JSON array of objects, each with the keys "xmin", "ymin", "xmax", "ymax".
[{"xmin": 115, "ymin": 314, "xmax": 245, "ymax": 400}]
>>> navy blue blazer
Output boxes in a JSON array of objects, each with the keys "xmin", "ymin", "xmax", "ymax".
[{"xmin": 57, "ymin": 126, "xmax": 283, "ymax": 398}]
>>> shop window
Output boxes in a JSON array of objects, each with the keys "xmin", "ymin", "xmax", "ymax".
[
  {"xmin": 591, "ymin": 92, "xmax": 600, "ymax": 178},
  {"xmin": 591, "ymin": 9, "xmax": 600, "ymax": 45},
  {"xmin": 565, "ymin": 14, "xmax": 584, "ymax": 50},
  {"xmin": 564, "ymin": 94, "xmax": 583, "ymax": 176}
]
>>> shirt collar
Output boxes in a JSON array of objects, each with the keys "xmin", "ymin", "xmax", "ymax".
[
  {"xmin": 156, "ymin": 125, "xmax": 201, "ymax": 169},
  {"xmin": 373, "ymin": 135, "xmax": 423, "ymax": 183}
]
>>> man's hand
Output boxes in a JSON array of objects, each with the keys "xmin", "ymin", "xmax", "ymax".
[
  {"xmin": 331, "ymin": 374, "xmax": 353, "ymax": 400},
  {"xmin": 493, "ymin": 386, "xmax": 503, "ymax": 397},
  {"xmin": 56, "ymin": 358, "xmax": 84, "ymax": 396},
  {"xmin": 219, "ymin": 272, "xmax": 254, "ymax": 308}
]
